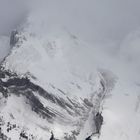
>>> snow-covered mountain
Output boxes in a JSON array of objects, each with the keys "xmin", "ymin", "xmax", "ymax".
[
  {"xmin": 0, "ymin": 27, "xmax": 116, "ymax": 140},
  {"xmin": 0, "ymin": 1, "xmax": 140, "ymax": 140}
]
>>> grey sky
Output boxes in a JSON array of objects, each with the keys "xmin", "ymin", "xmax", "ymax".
[
  {"xmin": 0, "ymin": 0, "xmax": 28, "ymax": 35},
  {"xmin": 0, "ymin": 0, "xmax": 140, "ymax": 42},
  {"xmin": 27, "ymin": 0, "xmax": 140, "ymax": 43}
]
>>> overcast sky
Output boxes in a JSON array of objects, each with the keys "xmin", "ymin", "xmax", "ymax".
[{"xmin": 0, "ymin": 0, "xmax": 140, "ymax": 40}]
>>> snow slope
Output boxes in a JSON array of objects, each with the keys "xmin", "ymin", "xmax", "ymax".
[
  {"xmin": 1, "ymin": 28, "xmax": 140, "ymax": 140},
  {"xmin": 0, "ymin": 28, "xmax": 111, "ymax": 140},
  {"xmin": 95, "ymin": 76, "xmax": 140, "ymax": 140},
  {"xmin": 0, "ymin": 1, "xmax": 140, "ymax": 139}
]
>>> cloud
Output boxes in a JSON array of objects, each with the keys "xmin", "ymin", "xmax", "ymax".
[{"xmin": 26, "ymin": 0, "xmax": 140, "ymax": 43}]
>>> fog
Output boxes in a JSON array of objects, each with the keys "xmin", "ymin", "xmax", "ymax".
[
  {"xmin": 1, "ymin": 0, "xmax": 140, "ymax": 42},
  {"xmin": 0, "ymin": 0, "xmax": 140, "ymax": 82},
  {"xmin": 0, "ymin": 0, "xmax": 28, "ymax": 61},
  {"xmin": 28, "ymin": 0, "xmax": 140, "ymax": 42}
]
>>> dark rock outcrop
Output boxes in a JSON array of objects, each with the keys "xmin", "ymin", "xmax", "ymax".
[
  {"xmin": 94, "ymin": 112, "xmax": 103, "ymax": 134},
  {"xmin": 10, "ymin": 30, "xmax": 19, "ymax": 47}
]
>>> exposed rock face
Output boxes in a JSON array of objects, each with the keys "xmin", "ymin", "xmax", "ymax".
[
  {"xmin": 50, "ymin": 132, "xmax": 55, "ymax": 140},
  {"xmin": 9, "ymin": 30, "xmax": 26, "ymax": 49},
  {"xmin": 94, "ymin": 112, "xmax": 103, "ymax": 134},
  {"xmin": 85, "ymin": 136, "xmax": 92, "ymax": 140},
  {"xmin": 10, "ymin": 30, "xmax": 19, "ymax": 47}
]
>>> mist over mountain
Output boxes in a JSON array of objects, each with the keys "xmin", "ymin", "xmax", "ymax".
[
  {"xmin": 1, "ymin": 0, "xmax": 140, "ymax": 68},
  {"xmin": 0, "ymin": 0, "xmax": 140, "ymax": 140}
]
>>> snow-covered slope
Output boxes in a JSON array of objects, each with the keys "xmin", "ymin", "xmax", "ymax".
[
  {"xmin": 0, "ymin": 28, "xmax": 116, "ymax": 140},
  {"xmin": 3, "ymin": 30, "xmax": 99, "ymax": 98},
  {"xmin": 0, "ymin": 1, "xmax": 140, "ymax": 140},
  {"xmin": 93, "ymin": 72, "xmax": 140, "ymax": 140}
]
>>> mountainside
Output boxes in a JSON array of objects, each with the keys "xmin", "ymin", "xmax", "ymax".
[
  {"xmin": 0, "ymin": 29, "xmax": 116, "ymax": 140},
  {"xmin": 1, "ymin": 1, "xmax": 140, "ymax": 140}
]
